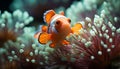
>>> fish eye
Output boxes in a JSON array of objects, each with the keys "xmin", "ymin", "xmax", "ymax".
[
  {"xmin": 68, "ymin": 18, "xmax": 71, "ymax": 23},
  {"xmin": 56, "ymin": 20, "xmax": 60, "ymax": 25}
]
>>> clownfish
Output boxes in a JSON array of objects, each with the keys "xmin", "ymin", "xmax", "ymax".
[{"xmin": 34, "ymin": 10, "xmax": 82, "ymax": 48}]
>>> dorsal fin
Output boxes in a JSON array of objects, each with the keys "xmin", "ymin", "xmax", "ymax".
[
  {"xmin": 43, "ymin": 10, "xmax": 55, "ymax": 24},
  {"xmin": 59, "ymin": 11, "xmax": 64, "ymax": 15}
]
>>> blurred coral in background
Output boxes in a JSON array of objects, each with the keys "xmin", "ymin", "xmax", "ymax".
[
  {"xmin": 10, "ymin": 0, "xmax": 74, "ymax": 23},
  {"xmin": 0, "ymin": 0, "xmax": 120, "ymax": 69}
]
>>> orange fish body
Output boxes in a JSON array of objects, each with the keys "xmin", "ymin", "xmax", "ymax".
[{"xmin": 34, "ymin": 10, "xmax": 82, "ymax": 48}]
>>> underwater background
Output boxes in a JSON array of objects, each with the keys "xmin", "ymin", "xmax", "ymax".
[{"xmin": 0, "ymin": 0, "xmax": 120, "ymax": 69}]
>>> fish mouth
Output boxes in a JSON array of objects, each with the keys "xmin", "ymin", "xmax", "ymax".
[{"xmin": 61, "ymin": 24, "xmax": 71, "ymax": 35}]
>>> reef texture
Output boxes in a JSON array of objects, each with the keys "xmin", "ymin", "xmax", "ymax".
[{"xmin": 0, "ymin": 0, "xmax": 120, "ymax": 69}]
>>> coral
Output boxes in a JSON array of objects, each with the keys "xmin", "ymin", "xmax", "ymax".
[
  {"xmin": 10, "ymin": 0, "xmax": 74, "ymax": 22},
  {"xmin": 10, "ymin": 0, "xmax": 71, "ymax": 10}
]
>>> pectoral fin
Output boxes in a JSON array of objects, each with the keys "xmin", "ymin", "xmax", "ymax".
[
  {"xmin": 71, "ymin": 23, "xmax": 83, "ymax": 35},
  {"xmin": 62, "ymin": 40, "xmax": 70, "ymax": 45},
  {"xmin": 38, "ymin": 32, "xmax": 51, "ymax": 44}
]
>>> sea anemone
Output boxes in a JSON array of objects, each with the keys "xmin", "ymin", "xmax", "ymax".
[
  {"xmin": 66, "ymin": 0, "xmax": 120, "ymax": 27},
  {"xmin": 43, "ymin": 0, "xmax": 120, "ymax": 68},
  {"xmin": 65, "ymin": 9, "xmax": 120, "ymax": 69},
  {"xmin": 0, "ymin": 26, "xmax": 54, "ymax": 69},
  {"xmin": 66, "ymin": 0, "xmax": 100, "ymax": 25},
  {"xmin": 0, "ymin": 10, "xmax": 35, "ymax": 69},
  {"xmin": 0, "ymin": 0, "xmax": 120, "ymax": 69},
  {"xmin": 41, "ymin": 9, "xmax": 120, "ymax": 69},
  {"xmin": 0, "ymin": 10, "xmax": 33, "ymax": 47},
  {"xmin": 99, "ymin": 1, "xmax": 120, "ymax": 28}
]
